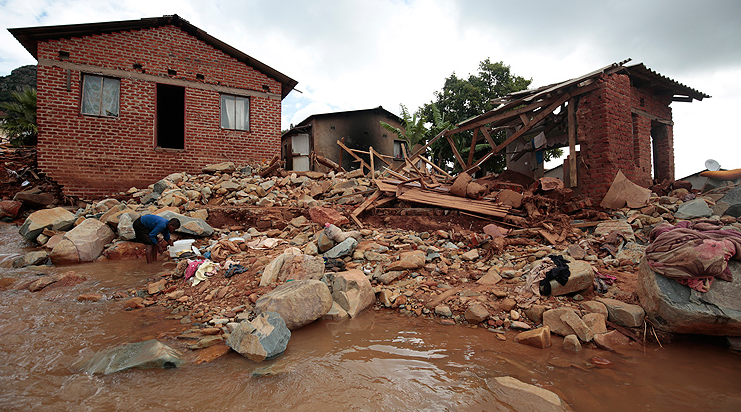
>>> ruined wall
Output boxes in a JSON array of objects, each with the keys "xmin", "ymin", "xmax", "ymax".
[
  {"xmin": 310, "ymin": 110, "xmax": 404, "ymax": 172},
  {"xmin": 575, "ymin": 72, "xmax": 674, "ymax": 200},
  {"xmin": 35, "ymin": 25, "xmax": 282, "ymax": 198}
]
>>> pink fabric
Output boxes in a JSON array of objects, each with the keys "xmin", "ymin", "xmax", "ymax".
[{"xmin": 185, "ymin": 260, "xmax": 205, "ymax": 280}]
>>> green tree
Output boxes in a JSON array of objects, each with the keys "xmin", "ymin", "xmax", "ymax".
[
  {"xmin": 422, "ymin": 58, "xmax": 560, "ymax": 174},
  {"xmin": 380, "ymin": 103, "xmax": 450, "ymax": 154},
  {"xmin": 0, "ymin": 86, "xmax": 37, "ymax": 147}
]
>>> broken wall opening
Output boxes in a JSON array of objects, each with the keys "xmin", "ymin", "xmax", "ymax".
[{"xmin": 156, "ymin": 83, "xmax": 185, "ymax": 150}]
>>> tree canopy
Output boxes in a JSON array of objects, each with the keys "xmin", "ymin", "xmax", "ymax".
[{"xmin": 0, "ymin": 86, "xmax": 37, "ymax": 147}]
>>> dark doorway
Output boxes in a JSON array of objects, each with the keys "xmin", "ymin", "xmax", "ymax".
[{"xmin": 156, "ymin": 84, "xmax": 185, "ymax": 149}]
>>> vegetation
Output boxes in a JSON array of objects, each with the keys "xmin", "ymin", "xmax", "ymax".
[
  {"xmin": 0, "ymin": 86, "xmax": 38, "ymax": 147},
  {"xmin": 380, "ymin": 103, "xmax": 450, "ymax": 153}
]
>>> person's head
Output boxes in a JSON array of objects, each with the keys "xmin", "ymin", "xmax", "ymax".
[{"xmin": 167, "ymin": 218, "xmax": 181, "ymax": 233}]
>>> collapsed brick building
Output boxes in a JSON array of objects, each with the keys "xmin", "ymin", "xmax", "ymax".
[
  {"xmin": 437, "ymin": 59, "xmax": 709, "ymax": 201},
  {"xmin": 9, "ymin": 15, "xmax": 297, "ymax": 199}
]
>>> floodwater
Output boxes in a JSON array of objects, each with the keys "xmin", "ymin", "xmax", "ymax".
[{"xmin": 1, "ymin": 223, "xmax": 740, "ymax": 411}]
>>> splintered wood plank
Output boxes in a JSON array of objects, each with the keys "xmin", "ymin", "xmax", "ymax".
[
  {"xmin": 445, "ymin": 134, "xmax": 467, "ymax": 170},
  {"xmin": 467, "ymin": 128, "xmax": 479, "ymax": 168},
  {"xmin": 568, "ymin": 97, "xmax": 577, "ymax": 188},
  {"xmin": 337, "ymin": 140, "xmax": 371, "ymax": 173},
  {"xmin": 396, "ymin": 188, "xmax": 510, "ymax": 218}
]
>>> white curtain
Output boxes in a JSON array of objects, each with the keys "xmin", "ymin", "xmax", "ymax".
[
  {"xmin": 235, "ymin": 97, "xmax": 248, "ymax": 130},
  {"xmin": 81, "ymin": 75, "xmax": 102, "ymax": 115},
  {"xmin": 221, "ymin": 95, "xmax": 235, "ymax": 128}
]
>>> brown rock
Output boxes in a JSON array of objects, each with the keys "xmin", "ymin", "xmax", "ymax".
[
  {"xmin": 542, "ymin": 307, "xmax": 579, "ymax": 336},
  {"xmin": 464, "ymin": 303, "xmax": 490, "ymax": 324},
  {"xmin": 77, "ymin": 293, "xmax": 103, "ymax": 302},
  {"xmin": 308, "ymin": 206, "xmax": 349, "ymax": 226},
  {"xmin": 514, "ymin": 326, "xmax": 552, "ymax": 348},
  {"xmin": 148, "ymin": 279, "xmax": 167, "ymax": 295},
  {"xmin": 593, "ymin": 330, "xmax": 631, "ymax": 352},
  {"xmin": 524, "ymin": 305, "xmax": 547, "ymax": 323},
  {"xmin": 0, "ymin": 200, "xmax": 23, "ymax": 218},
  {"xmin": 499, "ymin": 298, "xmax": 517, "ymax": 312},
  {"xmin": 581, "ymin": 301, "xmax": 609, "ymax": 318},
  {"xmin": 563, "ymin": 334, "xmax": 582, "ymax": 351},
  {"xmin": 560, "ymin": 310, "xmax": 594, "ymax": 342},
  {"xmin": 387, "ymin": 250, "xmax": 426, "ymax": 271},
  {"xmin": 582, "ymin": 313, "xmax": 607, "ymax": 334},
  {"xmin": 124, "ymin": 297, "xmax": 145, "ymax": 310},
  {"xmin": 466, "ymin": 182, "xmax": 486, "ymax": 199},
  {"xmin": 104, "ymin": 241, "xmax": 146, "ymax": 260}
]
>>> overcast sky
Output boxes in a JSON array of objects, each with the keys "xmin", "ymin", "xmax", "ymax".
[{"xmin": 2, "ymin": 0, "xmax": 739, "ymax": 178}]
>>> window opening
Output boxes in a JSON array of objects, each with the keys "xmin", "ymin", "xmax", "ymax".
[
  {"xmin": 156, "ymin": 84, "xmax": 185, "ymax": 149},
  {"xmin": 81, "ymin": 74, "xmax": 120, "ymax": 117},
  {"xmin": 393, "ymin": 140, "xmax": 408, "ymax": 159},
  {"xmin": 220, "ymin": 94, "xmax": 249, "ymax": 131}
]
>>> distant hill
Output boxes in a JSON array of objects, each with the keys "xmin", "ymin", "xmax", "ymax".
[{"xmin": 0, "ymin": 65, "xmax": 37, "ymax": 105}]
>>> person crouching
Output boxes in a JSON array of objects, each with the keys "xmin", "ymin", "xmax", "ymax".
[{"xmin": 132, "ymin": 215, "xmax": 181, "ymax": 264}]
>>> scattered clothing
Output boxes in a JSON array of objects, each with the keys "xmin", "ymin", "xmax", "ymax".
[
  {"xmin": 192, "ymin": 261, "xmax": 219, "ymax": 286},
  {"xmin": 185, "ymin": 259, "xmax": 205, "ymax": 280},
  {"xmin": 646, "ymin": 220, "xmax": 741, "ymax": 292},
  {"xmin": 539, "ymin": 255, "xmax": 570, "ymax": 296},
  {"xmin": 225, "ymin": 264, "xmax": 247, "ymax": 278}
]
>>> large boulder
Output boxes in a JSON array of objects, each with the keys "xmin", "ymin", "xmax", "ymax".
[
  {"xmin": 19, "ymin": 207, "xmax": 76, "ymax": 241},
  {"xmin": 255, "ymin": 280, "xmax": 333, "ymax": 330},
  {"xmin": 596, "ymin": 297, "xmax": 645, "ymax": 328},
  {"xmin": 386, "ymin": 250, "xmax": 426, "ymax": 271},
  {"xmin": 225, "ymin": 311, "xmax": 291, "ymax": 362},
  {"xmin": 0, "ymin": 200, "xmax": 23, "ymax": 218},
  {"xmin": 103, "ymin": 241, "xmax": 146, "ymax": 260},
  {"xmin": 12, "ymin": 250, "xmax": 50, "ymax": 268},
  {"xmin": 323, "ymin": 237, "xmax": 357, "ymax": 259},
  {"xmin": 637, "ymin": 257, "xmax": 741, "ymax": 335},
  {"xmin": 75, "ymin": 339, "xmax": 183, "ymax": 375},
  {"xmin": 116, "ymin": 212, "xmax": 140, "ymax": 240},
  {"xmin": 156, "ymin": 211, "xmax": 214, "ymax": 237},
  {"xmin": 308, "ymin": 206, "xmax": 349, "ymax": 226},
  {"xmin": 279, "ymin": 253, "xmax": 325, "ymax": 282},
  {"xmin": 50, "ymin": 218, "xmax": 116, "ymax": 264},
  {"xmin": 329, "ymin": 270, "xmax": 374, "ymax": 318},
  {"xmin": 486, "ymin": 376, "xmax": 570, "ymax": 412},
  {"xmin": 548, "ymin": 260, "xmax": 594, "ymax": 296},
  {"xmin": 674, "ymin": 198, "xmax": 712, "ymax": 219}
]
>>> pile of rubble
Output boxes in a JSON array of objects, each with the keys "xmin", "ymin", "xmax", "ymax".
[{"xmin": 10, "ymin": 159, "xmax": 741, "ymax": 363}]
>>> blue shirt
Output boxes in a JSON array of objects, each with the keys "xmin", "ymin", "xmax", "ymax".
[{"xmin": 140, "ymin": 214, "xmax": 171, "ymax": 244}]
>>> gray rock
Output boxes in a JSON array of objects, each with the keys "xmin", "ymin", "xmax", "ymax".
[
  {"xmin": 50, "ymin": 218, "xmax": 116, "ymax": 264},
  {"xmin": 674, "ymin": 198, "xmax": 712, "ymax": 219},
  {"xmin": 153, "ymin": 178, "xmax": 176, "ymax": 194},
  {"xmin": 547, "ymin": 260, "xmax": 594, "ymax": 296},
  {"xmin": 597, "ymin": 297, "xmax": 645, "ymax": 328},
  {"xmin": 255, "ymin": 280, "xmax": 332, "ymax": 330},
  {"xmin": 75, "ymin": 339, "xmax": 183, "ymax": 375},
  {"xmin": 637, "ymin": 258, "xmax": 741, "ymax": 335},
  {"xmin": 19, "ymin": 207, "xmax": 76, "ymax": 242},
  {"xmin": 725, "ymin": 204, "xmax": 741, "ymax": 218},
  {"xmin": 12, "ymin": 250, "xmax": 49, "ymax": 268},
  {"xmin": 156, "ymin": 211, "xmax": 214, "ymax": 237},
  {"xmin": 615, "ymin": 242, "xmax": 646, "ymax": 265},
  {"xmin": 594, "ymin": 220, "xmax": 635, "ymax": 242},
  {"xmin": 435, "ymin": 305, "xmax": 452, "ymax": 317},
  {"xmin": 140, "ymin": 192, "xmax": 160, "ymax": 204},
  {"xmin": 226, "ymin": 311, "xmax": 290, "ymax": 362},
  {"xmin": 720, "ymin": 186, "xmax": 741, "ymax": 207},
  {"xmin": 117, "ymin": 212, "xmax": 139, "ymax": 241},
  {"xmin": 486, "ymin": 376, "xmax": 571, "ymax": 412},
  {"xmin": 203, "ymin": 161, "xmax": 236, "ymax": 174},
  {"xmin": 323, "ymin": 237, "xmax": 357, "ymax": 259}
]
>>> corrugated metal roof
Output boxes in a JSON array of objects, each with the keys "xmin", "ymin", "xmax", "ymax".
[
  {"xmin": 623, "ymin": 63, "xmax": 710, "ymax": 101},
  {"xmin": 8, "ymin": 15, "xmax": 298, "ymax": 100}
]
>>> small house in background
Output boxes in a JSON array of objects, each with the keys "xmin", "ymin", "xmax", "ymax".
[
  {"xmin": 9, "ymin": 15, "xmax": 297, "ymax": 198},
  {"xmin": 281, "ymin": 106, "xmax": 405, "ymax": 172}
]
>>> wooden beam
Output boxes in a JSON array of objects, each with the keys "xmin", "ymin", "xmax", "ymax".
[
  {"xmin": 369, "ymin": 146, "xmax": 375, "ymax": 178},
  {"xmin": 392, "ymin": 128, "xmax": 448, "ymax": 173},
  {"xmin": 467, "ymin": 128, "xmax": 479, "ymax": 168},
  {"xmin": 631, "ymin": 107, "xmax": 673, "ymax": 125},
  {"xmin": 419, "ymin": 156, "xmax": 453, "ymax": 179},
  {"xmin": 337, "ymin": 140, "xmax": 371, "ymax": 172},
  {"xmin": 568, "ymin": 97, "xmax": 577, "ymax": 188},
  {"xmin": 479, "ymin": 127, "xmax": 497, "ymax": 150},
  {"xmin": 445, "ymin": 134, "xmax": 467, "ymax": 170},
  {"xmin": 465, "ymin": 92, "xmax": 572, "ymax": 171}
]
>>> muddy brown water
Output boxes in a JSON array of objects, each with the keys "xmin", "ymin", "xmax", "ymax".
[{"xmin": 1, "ymin": 223, "xmax": 740, "ymax": 411}]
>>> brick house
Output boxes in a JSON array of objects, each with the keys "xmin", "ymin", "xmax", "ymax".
[
  {"xmin": 9, "ymin": 15, "xmax": 297, "ymax": 198},
  {"xmin": 281, "ymin": 106, "xmax": 405, "ymax": 172},
  {"xmin": 446, "ymin": 60, "xmax": 709, "ymax": 201}
]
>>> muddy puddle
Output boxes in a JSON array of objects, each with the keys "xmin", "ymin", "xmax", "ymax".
[{"xmin": 1, "ymin": 223, "xmax": 740, "ymax": 411}]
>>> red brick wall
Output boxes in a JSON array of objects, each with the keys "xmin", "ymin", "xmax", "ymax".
[
  {"xmin": 576, "ymin": 72, "xmax": 674, "ymax": 201},
  {"xmin": 35, "ymin": 25, "xmax": 283, "ymax": 199}
]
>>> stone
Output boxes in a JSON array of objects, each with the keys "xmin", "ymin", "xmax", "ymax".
[
  {"xmin": 323, "ymin": 237, "xmax": 357, "ymax": 259},
  {"xmin": 50, "ymin": 218, "xmax": 116, "ymax": 264},
  {"xmin": 103, "ymin": 241, "xmax": 146, "ymax": 260},
  {"xmin": 330, "ymin": 269, "xmax": 374, "ymax": 317},
  {"xmin": 542, "ymin": 307, "xmax": 579, "ymax": 336},
  {"xmin": 308, "ymin": 206, "xmax": 349, "ymax": 226},
  {"xmin": 260, "ymin": 251, "xmax": 288, "ymax": 286},
  {"xmin": 19, "ymin": 207, "xmax": 76, "ymax": 242},
  {"xmin": 77, "ymin": 293, "xmax": 103, "ymax": 302},
  {"xmin": 225, "ymin": 311, "xmax": 291, "ymax": 362},
  {"xmin": 76, "ymin": 339, "xmax": 183, "ymax": 375},
  {"xmin": 460, "ymin": 249, "xmax": 479, "ymax": 261},
  {"xmin": 498, "ymin": 298, "xmax": 517, "ymax": 312},
  {"xmin": 148, "ymin": 279, "xmax": 167, "ymax": 295},
  {"xmin": 202, "ymin": 161, "xmax": 236, "ymax": 174},
  {"xmin": 323, "ymin": 301, "xmax": 349, "ymax": 321},
  {"xmin": 593, "ymin": 330, "xmax": 631, "ymax": 352},
  {"xmin": 464, "ymin": 303, "xmax": 490, "ymax": 324},
  {"xmin": 116, "ymin": 212, "xmax": 140, "ymax": 240},
  {"xmin": 497, "ymin": 189, "xmax": 523, "ymax": 208},
  {"xmin": 378, "ymin": 270, "xmax": 403, "ymax": 285},
  {"xmin": 720, "ymin": 186, "xmax": 741, "ymax": 207},
  {"xmin": 615, "ymin": 242, "xmax": 646, "ymax": 265},
  {"xmin": 124, "ymin": 297, "xmax": 145, "ymax": 310},
  {"xmin": 514, "ymin": 326, "xmax": 552, "ymax": 348},
  {"xmin": 486, "ymin": 376, "xmax": 570, "ymax": 412},
  {"xmin": 596, "ymin": 297, "xmax": 645, "ymax": 328},
  {"xmin": 0, "ymin": 200, "xmax": 23, "ymax": 218},
  {"xmin": 14, "ymin": 191, "xmax": 54, "ymax": 208},
  {"xmin": 387, "ymin": 250, "xmax": 426, "ymax": 271},
  {"xmin": 278, "ymin": 253, "xmax": 325, "ymax": 282},
  {"xmin": 435, "ymin": 305, "xmax": 452, "ymax": 317},
  {"xmin": 510, "ymin": 321, "xmax": 531, "ymax": 330},
  {"xmin": 188, "ymin": 335, "xmax": 223, "ymax": 350},
  {"xmin": 637, "ymin": 258, "xmax": 741, "ymax": 335},
  {"xmin": 255, "ymin": 279, "xmax": 332, "ymax": 330},
  {"xmin": 724, "ymin": 204, "xmax": 741, "ymax": 218},
  {"xmin": 548, "ymin": 260, "xmax": 594, "ymax": 296},
  {"xmin": 476, "ymin": 267, "xmax": 502, "ymax": 285},
  {"xmin": 12, "ymin": 250, "xmax": 49, "ymax": 268},
  {"xmin": 316, "ymin": 230, "xmax": 335, "ymax": 253},
  {"xmin": 524, "ymin": 305, "xmax": 547, "ymax": 323},
  {"xmin": 582, "ymin": 313, "xmax": 607, "ymax": 334},
  {"xmin": 156, "ymin": 211, "xmax": 214, "ymax": 237},
  {"xmin": 581, "ymin": 301, "xmax": 609, "ymax": 318},
  {"xmin": 594, "ymin": 220, "xmax": 635, "ymax": 242},
  {"xmin": 560, "ymin": 310, "xmax": 594, "ymax": 342},
  {"xmin": 563, "ymin": 334, "xmax": 582, "ymax": 352},
  {"xmin": 674, "ymin": 198, "xmax": 713, "ymax": 219},
  {"xmin": 567, "ymin": 244, "xmax": 586, "ymax": 260}
]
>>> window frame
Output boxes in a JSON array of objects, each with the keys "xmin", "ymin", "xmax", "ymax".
[
  {"xmin": 393, "ymin": 140, "xmax": 408, "ymax": 160},
  {"xmin": 80, "ymin": 74, "xmax": 120, "ymax": 118},
  {"xmin": 220, "ymin": 94, "xmax": 250, "ymax": 131}
]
